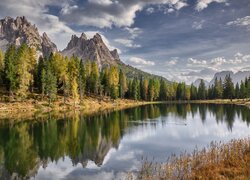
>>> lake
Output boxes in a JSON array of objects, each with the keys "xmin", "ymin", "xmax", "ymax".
[{"xmin": 0, "ymin": 104, "xmax": 249, "ymax": 180}]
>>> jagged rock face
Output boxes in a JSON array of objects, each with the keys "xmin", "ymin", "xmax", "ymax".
[
  {"xmin": 0, "ymin": 16, "xmax": 57, "ymax": 57},
  {"xmin": 62, "ymin": 33, "xmax": 119, "ymax": 68}
]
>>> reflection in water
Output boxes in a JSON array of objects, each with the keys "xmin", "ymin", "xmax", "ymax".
[{"xmin": 0, "ymin": 104, "xmax": 249, "ymax": 179}]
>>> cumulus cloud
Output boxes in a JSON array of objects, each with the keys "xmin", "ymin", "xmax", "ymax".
[
  {"xmin": 227, "ymin": 16, "xmax": 250, "ymax": 27},
  {"xmin": 60, "ymin": 0, "xmax": 188, "ymax": 28},
  {"xmin": 128, "ymin": 57, "xmax": 155, "ymax": 66},
  {"xmin": 196, "ymin": 0, "xmax": 227, "ymax": 11},
  {"xmin": 114, "ymin": 39, "xmax": 141, "ymax": 48},
  {"xmin": 124, "ymin": 27, "xmax": 143, "ymax": 39}
]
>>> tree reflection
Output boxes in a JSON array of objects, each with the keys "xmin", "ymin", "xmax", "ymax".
[{"xmin": 0, "ymin": 103, "xmax": 249, "ymax": 178}]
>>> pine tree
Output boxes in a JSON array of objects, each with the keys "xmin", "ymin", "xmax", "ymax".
[
  {"xmin": 44, "ymin": 62, "xmax": 57, "ymax": 105},
  {"xmin": 89, "ymin": 61, "xmax": 99, "ymax": 94},
  {"xmin": 15, "ymin": 44, "xmax": 33, "ymax": 98},
  {"xmin": 4, "ymin": 45, "xmax": 18, "ymax": 95},
  {"xmin": 108, "ymin": 66, "xmax": 119, "ymax": 99},
  {"xmin": 190, "ymin": 84, "xmax": 197, "ymax": 100},
  {"xmin": 159, "ymin": 79, "xmax": 167, "ymax": 101},
  {"xmin": 223, "ymin": 75, "xmax": 235, "ymax": 100},
  {"xmin": 235, "ymin": 82, "xmax": 240, "ymax": 99},
  {"xmin": 240, "ymin": 80, "xmax": 246, "ymax": 99},
  {"xmin": 142, "ymin": 78, "xmax": 149, "ymax": 100},
  {"xmin": 78, "ymin": 59, "xmax": 86, "ymax": 102},
  {"xmin": 132, "ymin": 78, "xmax": 139, "ymax": 100},
  {"xmin": 0, "ymin": 49, "xmax": 4, "ymax": 86},
  {"xmin": 198, "ymin": 80, "xmax": 206, "ymax": 100},
  {"xmin": 214, "ymin": 77, "xmax": 223, "ymax": 99},
  {"xmin": 85, "ymin": 59, "xmax": 91, "ymax": 94},
  {"xmin": 119, "ymin": 70, "xmax": 127, "ymax": 98},
  {"xmin": 148, "ymin": 79, "xmax": 155, "ymax": 101},
  {"xmin": 68, "ymin": 56, "xmax": 80, "ymax": 105}
]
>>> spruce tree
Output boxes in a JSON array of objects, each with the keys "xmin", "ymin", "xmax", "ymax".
[
  {"xmin": 198, "ymin": 80, "xmax": 206, "ymax": 100},
  {"xmin": 223, "ymin": 75, "xmax": 235, "ymax": 100}
]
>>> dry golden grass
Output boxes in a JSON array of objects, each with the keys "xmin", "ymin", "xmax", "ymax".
[
  {"xmin": 137, "ymin": 137, "xmax": 250, "ymax": 180},
  {"xmin": 0, "ymin": 94, "xmax": 156, "ymax": 120}
]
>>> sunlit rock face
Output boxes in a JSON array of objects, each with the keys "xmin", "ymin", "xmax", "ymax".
[
  {"xmin": 0, "ymin": 16, "xmax": 57, "ymax": 57},
  {"xmin": 61, "ymin": 33, "xmax": 120, "ymax": 69}
]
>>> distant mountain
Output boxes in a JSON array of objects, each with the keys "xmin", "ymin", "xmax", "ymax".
[
  {"xmin": 193, "ymin": 79, "xmax": 209, "ymax": 88},
  {"xmin": 193, "ymin": 70, "xmax": 250, "ymax": 87},
  {"xmin": 0, "ymin": 16, "xmax": 57, "ymax": 57},
  {"xmin": 61, "ymin": 33, "xmax": 119, "ymax": 68},
  {"xmin": 210, "ymin": 71, "xmax": 250, "ymax": 86}
]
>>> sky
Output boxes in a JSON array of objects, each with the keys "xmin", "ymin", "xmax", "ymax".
[{"xmin": 0, "ymin": 0, "xmax": 250, "ymax": 84}]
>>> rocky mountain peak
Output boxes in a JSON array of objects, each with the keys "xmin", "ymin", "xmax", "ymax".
[
  {"xmin": 80, "ymin": 33, "xmax": 87, "ymax": 40},
  {"xmin": 0, "ymin": 16, "xmax": 57, "ymax": 57},
  {"xmin": 110, "ymin": 49, "xmax": 120, "ymax": 60},
  {"xmin": 62, "ymin": 32, "xmax": 118, "ymax": 68}
]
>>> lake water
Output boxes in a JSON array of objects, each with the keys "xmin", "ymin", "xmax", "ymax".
[{"xmin": 0, "ymin": 104, "xmax": 249, "ymax": 180}]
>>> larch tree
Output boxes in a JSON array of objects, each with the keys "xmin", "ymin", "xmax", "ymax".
[
  {"xmin": 142, "ymin": 78, "xmax": 149, "ymax": 101},
  {"xmin": 68, "ymin": 56, "xmax": 80, "ymax": 106},
  {"xmin": 119, "ymin": 70, "xmax": 127, "ymax": 98}
]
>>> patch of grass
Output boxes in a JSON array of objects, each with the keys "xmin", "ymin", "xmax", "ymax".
[{"xmin": 137, "ymin": 137, "xmax": 250, "ymax": 180}]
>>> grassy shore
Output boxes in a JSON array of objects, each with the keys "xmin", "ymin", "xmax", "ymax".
[
  {"xmin": 134, "ymin": 137, "xmax": 250, "ymax": 180},
  {"xmin": 0, "ymin": 94, "xmax": 158, "ymax": 120}
]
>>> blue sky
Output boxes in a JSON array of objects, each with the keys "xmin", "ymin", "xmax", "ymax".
[{"xmin": 0, "ymin": 0, "xmax": 250, "ymax": 83}]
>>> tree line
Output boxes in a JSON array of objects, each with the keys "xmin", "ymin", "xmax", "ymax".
[{"xmin": 0, "ymin": 44, "xmax": 250, "ymax": 103}]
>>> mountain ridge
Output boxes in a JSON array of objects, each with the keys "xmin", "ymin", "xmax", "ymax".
[
  {"xmin": 0, "ymin": 16, "xmax": 169, "ymax": 82},
  {"xmin": 0, "ymin": 16, "xmax": 57, "ymax": 57}
]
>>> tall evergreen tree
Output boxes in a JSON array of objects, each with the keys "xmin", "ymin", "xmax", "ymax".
[
  {"xmin": 198, "ymin": 80, "xmax": 206, "ymax": 100},
  {"xmin": 78, "ymin": 59, "xmax": 86, "ymax": 102},
  {"xmin": 235, "ymin": 82, "xmax": 240, "ymax": 99},
  {"xmin": 4, "ymin": 45, "xmax": 18, "ymax": 95},
  {"xmin": 190, "ymin": 84, "xmax": 197, "ymax": 100},
  {"xmin": 44, "ymin": 61, "xmax": 57, "ymax": 105},
  {"xmin": 68, "ymin": 56, "xmax": 80, "ymax": 105},
  {"xmin": 0, "ymin": 49, "xmax": 4, "ymax": 86},
  {"xmin": 119, "ymin": 70, "xmax": 127, "ymax": 98},
  {"xmin": 108, "ymin": 66, "xmax": 119, "ymax": 99},
  {"xmin": 223, "ymin": 75, "xmax": 235, "ymax": 100},
  {"xmin": 89, "ymin": 61, "xmax": 99, "ymax": 94}
]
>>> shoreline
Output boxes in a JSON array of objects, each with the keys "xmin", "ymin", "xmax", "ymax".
[
  {"xmin": 0, "ymin": 96, "xmax": 160, "ymax": 121},
  {"xmin": 0, "ymin": 97, "xmax": 249, "ymax": 120}
]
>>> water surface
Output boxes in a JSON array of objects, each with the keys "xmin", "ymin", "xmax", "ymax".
[{"xmin": 0, "ymin": 104, "xmax": 249, "ymax": 179}]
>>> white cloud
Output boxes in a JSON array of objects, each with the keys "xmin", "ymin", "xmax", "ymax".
[
  {"xmin": 196, "ymin": 0, "xmax": 227, "ymax": 11},
  {"xmin": 88, "ymin": 0, "xmax": 113, "ymax": 6},
  {"xmin": 124, "ymin": 27, "xmax": 143, "ymax": 39},
  {"xmin": 210, "ymin": 57, "xmax": 226, "ymax": 65},
  {"xmin": 114, "ymin": 39, "xmax": 141, "ymax": 48},
  {"xmin": 165, "ymin": 58, "xmax": 179, "ymax": 66},
  {"xmin": 60, "ymin": 0, "xmax": 188, "ymax": 28},
  {"xmin": 227, "ymin": 16, "xmax": 250, "ymax": 27},
  {"xmin": 192, "ymin": 20, "xmax": 205, "ymax": 30},
  {"xmin": 146, "ymin": 7, "xmax": 155, "ymax": 14},
  {"xmin": 188, "ymin": 58, "xmax": 207, "ymax": 65},
  {"xmin": 128, "ymin": 57, "xmax": 155, "ymax": 66}
]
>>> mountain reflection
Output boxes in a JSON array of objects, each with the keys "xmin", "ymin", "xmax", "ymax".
[{"xmin": 0, "ymin": 104, "xmax": 249, "ymax": 179}]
